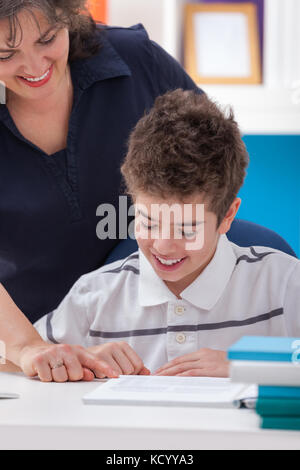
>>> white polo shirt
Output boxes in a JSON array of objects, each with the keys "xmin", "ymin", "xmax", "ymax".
[{"xmin": 34, "ymin": 235, "xmax": 300, "ymax": 372}]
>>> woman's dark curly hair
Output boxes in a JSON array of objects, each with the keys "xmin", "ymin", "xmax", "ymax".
[{"xmin": 0, "ymin": 0, "xmax": 102, "ymax": 62}]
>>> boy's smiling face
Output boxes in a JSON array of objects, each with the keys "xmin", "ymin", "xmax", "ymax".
[{"xmin": 135, "ymin": 192, "xmax": 241, "ymax": 297}]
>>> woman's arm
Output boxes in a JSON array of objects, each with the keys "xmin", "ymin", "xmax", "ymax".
[
  {"xmin": 0, "ymin": 284, "xmax": 44, "ymax": 367},
  {"xmin": 0, "ymin": 284, "xmax": 119, "ymax": 382}
]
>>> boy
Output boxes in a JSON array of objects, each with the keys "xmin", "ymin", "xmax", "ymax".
[{"xmin": 35, "ymin": 90, "xmax": 300, "ymax": 378}]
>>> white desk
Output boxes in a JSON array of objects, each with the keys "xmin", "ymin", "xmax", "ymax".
[{"xmin": 0, "ymin": 372, "xmax": 299, "ymax": 450}]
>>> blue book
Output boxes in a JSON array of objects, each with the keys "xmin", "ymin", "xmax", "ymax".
[
  {"xmin": 227, "ymin": 336, "xmax": 300, "ymax": 362},
  {"xmin": 256, "ymin": 397, "xmax": 300, "ymax": 416},
  {"xmin": 261, "ymin": 416, "xmax": 300, "ymax": 431},
  {"xmin": 259, "ymin": 386, "xmax": 300, "ymax": 399}
]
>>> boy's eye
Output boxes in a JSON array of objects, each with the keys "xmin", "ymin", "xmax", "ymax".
[
  {"xmin": 183, "ymin": 231, "xmax": 197, "ymax": 239},
  {"xmin": 141, "ymin": 221, "xmax": 157, "ymax": 230}
]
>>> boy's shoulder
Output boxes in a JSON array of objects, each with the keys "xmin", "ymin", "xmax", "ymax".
[
  {"xmin": 74, "ymin": 251, "xmax": 140, "ymax": 294},
  {"xmin": 230, "ymin": 241, "xmax": 299, "ymax": 273}
]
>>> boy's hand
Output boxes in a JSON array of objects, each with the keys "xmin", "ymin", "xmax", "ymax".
[
  {"xmin": 154, "ymin": 348, "xmax": 229, "ymax": 378},
  {"xmin": 87, "ymin": 342, "xmax": 151, "ymax": 376},
  {"xmin": 19, "ymin": 341, "xmax": 120, "ymax": 382}
]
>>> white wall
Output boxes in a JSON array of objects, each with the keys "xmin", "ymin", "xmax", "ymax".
[
  {"xmin": 108, "ymin": 0, "xmax": 190, "ymax": 60},
  {"xmin": 108, "ymin": 0, "xmax": 165, "ymax": 47}
]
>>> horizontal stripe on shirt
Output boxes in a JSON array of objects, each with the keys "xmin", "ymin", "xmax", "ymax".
[
  {"xmin": 88, "ymin": 308, "xmax": 284, "ymax": 339},
  {"xmin": 236, "ymin": 247, "xmax": 275, "ymax": 265},
  {"xmin": 103, "ymin": 254, "xmax": 140, "ymax": 274}
]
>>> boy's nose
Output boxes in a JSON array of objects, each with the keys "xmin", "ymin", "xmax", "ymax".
[{"xmin": 152, "ymin": 237, "xmax": 178, "ymax": 256}]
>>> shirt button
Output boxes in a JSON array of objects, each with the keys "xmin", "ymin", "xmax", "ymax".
[
  {"xmin": 175, "ymin": 306, "xmax": 185, "ymax": 316},
  {"xmin": 176, "ymin": 333, "xmax": 186, "ymax": 344}
]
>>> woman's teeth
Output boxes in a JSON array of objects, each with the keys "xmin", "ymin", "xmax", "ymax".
[
  {"xmin": 156, "ymin": 256, "xmax": 183, "ymax": 266},
  {"xmin": 22, "ymin": 68, "xmax": 50, "ymax": 82}
]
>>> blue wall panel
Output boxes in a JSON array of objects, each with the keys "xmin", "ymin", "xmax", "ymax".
[{"xmin": 237, "ymin": 135, "xmax": 300, "ymax": 257}]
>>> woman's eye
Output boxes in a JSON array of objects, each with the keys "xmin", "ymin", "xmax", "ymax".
[
  {"xmin": 0, "ymin": 34, "xmax": 57, "ymax": 61},
  {"xmin": 0, "ymin": 54, "xmax": 14, "ymax": 62},
  {"xmin": 41, "ymin": 34, "xmax": 57, "ymax": 45}
]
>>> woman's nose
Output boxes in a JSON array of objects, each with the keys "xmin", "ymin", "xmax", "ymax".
[{"xmin": 21, "ymin": 53, "xmax": 49, "ymax": 78}]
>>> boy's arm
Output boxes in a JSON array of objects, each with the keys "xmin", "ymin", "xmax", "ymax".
[
  {"xmin": 154, "ymin": 349, "xmax": 229, "ymax": 377},
  {"xmin": 86, "ymin": 343, "xmax": 150, "ymax": 376},
  {"xmin": 34, "ymin": 280, "xmax": 93, "ymax": 346},
  {"xmin": 155, "ymin": 259, "xmax": 300, "ymax": 377},
  {"xmin": 283, "ymin": 261, "xmax": 300, "ymax": 336}
]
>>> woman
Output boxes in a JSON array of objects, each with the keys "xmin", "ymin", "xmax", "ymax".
[{"xmin": 0, "ymin": 0, "xmax": 199, "ymax": 382}]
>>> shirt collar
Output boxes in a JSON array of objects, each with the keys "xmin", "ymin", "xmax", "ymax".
[
  {"xmin": 139, "ymin": 235, "xmax": 236, "ymax": 310},
  {"xmin": 139, "ymin": 250, "xmax": 178, "ymax": 307},
  {"xmin": 180, "ymin": 235, "xmax": 236, "ymax": 310},
  {"xmin": 69, "ymin": 30, "xmax": 132, "ymax": 90}
]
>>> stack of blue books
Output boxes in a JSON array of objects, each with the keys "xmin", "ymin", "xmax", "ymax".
[{"xmin": 228, "ymin": 336, "xmax": 300, "ymax": 431}]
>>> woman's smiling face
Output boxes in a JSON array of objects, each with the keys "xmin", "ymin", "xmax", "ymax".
[{"xmin": 0, "ymin": 8, "xmax": 70, "ymax": 102}]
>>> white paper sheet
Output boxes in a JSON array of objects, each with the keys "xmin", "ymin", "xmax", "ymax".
[
  {"xmin": 193, "ymin": 12, "xmax": 251, "ymax": 77},
  {"xmin": 83, "ymin": 376, "xmax": 257, "ymax": 408}
]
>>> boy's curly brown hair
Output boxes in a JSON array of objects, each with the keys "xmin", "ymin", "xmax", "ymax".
[
  {"xmin": 121, "ymin": 89, "xmax": 249, "ymax": 226},
  {"xmin": 0, "ymin": 0, "xmax": 101, "ymax": 62}
]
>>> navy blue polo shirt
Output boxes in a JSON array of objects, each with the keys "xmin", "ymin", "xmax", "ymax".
[{"xmin": 0, "ymin": 24, "xmax": 200, "ymax": 324}]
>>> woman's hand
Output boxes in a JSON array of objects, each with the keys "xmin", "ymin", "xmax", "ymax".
[
  {"xmin": 18, "ymin": 340, "xmax": 120, "ymax": 382},
  {"xmin": 154, "ymin": 348, "xmax": 229, "ymax": 378},
  {"xmin": 87, "ymin": 342, "xmax": 151, "ymax": 376}
]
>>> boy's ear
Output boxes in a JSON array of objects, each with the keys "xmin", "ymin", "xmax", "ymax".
[{"xmin": 218, "ymin": 198, "xmax": 242, "ymax": 235}]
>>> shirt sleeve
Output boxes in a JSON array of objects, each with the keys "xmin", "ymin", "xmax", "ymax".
[
  {"xmin": 150, "ymin": 40, "xmax": 203, "ymax": 96},
  {"xmin": 283, "ymin": 261, "xmax": 300, "ymax": 336},
  {"xmin": 34, "ymin": 279, "xmax": 93, "ymax": 347}
]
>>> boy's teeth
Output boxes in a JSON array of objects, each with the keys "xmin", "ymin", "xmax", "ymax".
[
  {"xmin": 156, "ymin": 256, "xmax": 183, "ymax": 265},
  {"xmin": 22, "ymin": 68, "xmax": 50, "ymax": 82}
]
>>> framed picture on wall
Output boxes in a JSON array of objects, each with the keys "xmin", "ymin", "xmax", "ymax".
[{"xmin": 184, "ymin": 2, "xmax": 261, "ymax": 84}]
